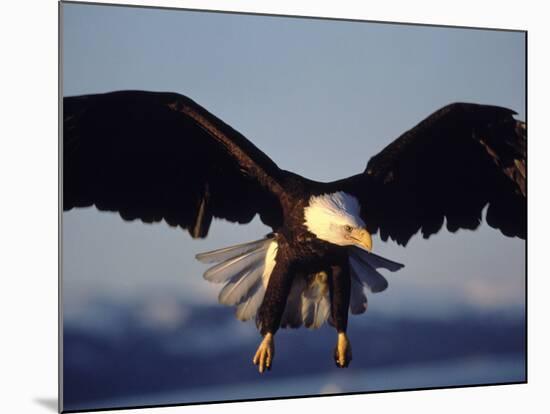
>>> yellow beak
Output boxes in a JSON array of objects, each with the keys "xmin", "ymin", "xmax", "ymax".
[{"xmin": 352, "ymin": 228, "xmax": 373, "ymax": 251}]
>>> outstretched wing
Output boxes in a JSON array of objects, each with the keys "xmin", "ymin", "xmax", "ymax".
[
  {"xmin": 336, "ymin": 103, "xmax": 526, "ymax": 246},
  {"xmin": 63, "ymin": 90, "xmax": 285, "ymax": 237}
]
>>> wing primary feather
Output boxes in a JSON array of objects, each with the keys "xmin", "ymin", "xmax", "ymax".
[
  {"xmin": 332, "ymin": 103, "xmax": 526, "ymax": 245},
  {"xmin": 63, "ymin": 91, "xmax": 285, "ymax": 235}
]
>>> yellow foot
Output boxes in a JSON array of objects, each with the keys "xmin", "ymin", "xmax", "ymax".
[
  {"xmin": 334, "ymin": 332, "xmax": 352, "ymax": 368},
  {"xmin": 253, "ymin": 333, "xmax": 275, "ymax": 373}
]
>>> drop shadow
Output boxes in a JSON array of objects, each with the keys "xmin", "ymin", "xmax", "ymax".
[{"xmin": 34, "ymin": 398, "xmax": 58, "ymax": 412}]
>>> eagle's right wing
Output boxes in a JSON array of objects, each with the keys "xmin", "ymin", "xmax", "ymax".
[{"xmin": 63, "ymin": 90, "xmax": 285, "ymax": 237}]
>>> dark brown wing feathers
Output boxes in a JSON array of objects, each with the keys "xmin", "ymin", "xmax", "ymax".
[
  {"xmin": 341, "ymin": 103, "xmax": 526, "ymax": 246},
  {"xmin": 64, "ymin": 92, "xmax": 526, "ymax": 246},
  {"xmin": 63, "ymin": 90, "xmax": 284, "ymax": 237}
]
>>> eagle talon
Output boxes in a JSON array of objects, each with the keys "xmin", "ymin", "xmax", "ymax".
[
  {"xmin": 253, "ymin": 333, "xmax": 274, "ymax": 373},
  {"xmin": 334, "ymin": 332, "xmax": 352, "ymax": 368}
]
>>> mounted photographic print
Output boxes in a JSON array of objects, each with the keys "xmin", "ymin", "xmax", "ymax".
[{"xmin": 60, "ymin": 1, "xmax": 527, "ymax": 412}]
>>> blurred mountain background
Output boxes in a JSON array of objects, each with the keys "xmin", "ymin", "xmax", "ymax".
[{"xmin": 63, "ymin": 291, "xmax": 525, "ymax": 411}]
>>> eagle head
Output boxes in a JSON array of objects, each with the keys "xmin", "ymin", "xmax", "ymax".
[{"xmin": 303, "ymin": 191, "xmax": 372, "ymax": 251}]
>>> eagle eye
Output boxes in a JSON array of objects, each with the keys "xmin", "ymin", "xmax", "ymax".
[{"xmin": 344, "ymin": 225, "xmax": 353, "ymax": 232}]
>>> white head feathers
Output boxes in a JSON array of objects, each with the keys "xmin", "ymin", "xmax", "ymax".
[{"xmin": 304, "ymin": 191, "xmax": 365, "ymax": 245}]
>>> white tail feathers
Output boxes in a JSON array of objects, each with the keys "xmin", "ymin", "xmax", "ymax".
[
  {"xmin": 203, "ymin": 248, "xmax": 266, "ymax": 283},
  {"xmin": 197, "ymin": 236, "xmax": 404, "ymax": 330},
  {"xmin": 197, "ymin": 236, "xmax": 277, "ymax": 322},
  {"xmin": 235, "ymin": 279, "xmax": 265, "ymax": 321},
  {"xmin": 346, "ymin": 246, "xmax": 404, "ymax": 317},
  {"xmin": 282, "ymin": 248, "xmax": 403, "ymax": 328},
  {"xmin": 349, "ymin": 255, "xmax": 388, "ymax": 293},
  {"xmin": 281, "ymin": 272, "xmax": 333, "ymax": 329},
  {"xmin": 280, "ymin": 277, "xmax": 306, "ymax": 328},
  {"xmin": 301, "ymin": 272, "xmax": 332, "ymax": 329},
  {"xmin": 350, "ymin": 246, "xmax": 404, "ymax": 272},
  {"xmin": 195, "ymin": 238, "xmax": 271, "ymax": 264},
  {"xmin": 218, "ymin": 264, "xmax": 264, "ymax": 306},
  {"xmin": 235, "ymin": 240, "xmax": 278, "ymax": 321},
  {"xmin": 349, "ymin": 269, "xmax": 368, "ymax": 315},
  {"xmin": 349, "ymin": 247, "xmax": 404, "ymax": 293}
]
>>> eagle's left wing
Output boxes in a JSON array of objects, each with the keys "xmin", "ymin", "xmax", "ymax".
[{"xmin": 333, "ymin": 103, "xmax": 526, "ymax": 246}]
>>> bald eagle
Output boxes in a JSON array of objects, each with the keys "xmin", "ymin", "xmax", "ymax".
[{"xmin": 63, "ymin": 90, "xmax": 526, "ymax": 373}]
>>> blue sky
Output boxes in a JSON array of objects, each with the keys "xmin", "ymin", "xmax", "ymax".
[{"xmin": 62, "ymin": 3, "xmax": 525, "ymax": 319}]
